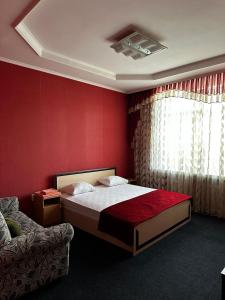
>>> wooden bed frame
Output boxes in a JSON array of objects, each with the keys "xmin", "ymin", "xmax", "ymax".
[{"xmin": 55, "ymin": 167, "xmax": 191, "ymax": 255}]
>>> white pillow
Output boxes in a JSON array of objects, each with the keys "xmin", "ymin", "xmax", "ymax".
[
  {"xmin": 98, "ymin": 176, "xmax": 128, "ymax": 187},
  {"xmin": 61, "ymin": 182, "xmax": 95, "ymax": 195}
]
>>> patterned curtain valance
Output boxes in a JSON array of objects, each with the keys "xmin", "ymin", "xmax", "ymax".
[{"xmin": 129, "ymin": 71, "xmax": 225, "ymax": 113}]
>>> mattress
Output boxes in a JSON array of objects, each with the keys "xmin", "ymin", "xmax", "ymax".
[{"xmin": 61, "ymin": 184, "xmax": 156, "ymax": 221}]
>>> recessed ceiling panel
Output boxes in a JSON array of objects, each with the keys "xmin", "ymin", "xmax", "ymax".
[{"xmin": 1, "ymin": 0, "xmax": 225, "ymax": 93}]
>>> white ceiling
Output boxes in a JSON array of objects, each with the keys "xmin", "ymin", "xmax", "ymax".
[{"xmin": 1, "ymin": 0, "xmax": 225, "ymax": 93}]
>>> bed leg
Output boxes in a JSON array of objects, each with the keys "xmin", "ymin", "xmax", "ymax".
[{"xmin": 132, "ymin": 229, "xmax": 137, "ymax": 256}]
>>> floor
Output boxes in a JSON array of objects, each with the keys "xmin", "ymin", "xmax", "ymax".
[{"xmin": 21, "ymin": 214, "xmax": 225, "ymax": 300}]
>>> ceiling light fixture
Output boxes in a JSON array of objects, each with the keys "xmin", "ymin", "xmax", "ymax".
[{"xmin": 111, "ymin": 31, "xmax": 167, "ymax": 60}]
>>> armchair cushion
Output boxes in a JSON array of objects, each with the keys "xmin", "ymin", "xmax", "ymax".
[
  {"xmin": 0, "ymin": 223, "xmax": 74, "ymax": 268},
  {"xmin": 5, "ymin": 217, "xmax": 22, "ymax": 237},
  {"xmin": 0, "ymin": 195, "xmax": 74, "ymax": 299},
  {"xmin": 7, "ymin": 210, "xmax": 42, "ymax": 234},
  {"xmin": 0, "ymin": 211, "xmax": 11, "ymax": 248},
  {"xmin": 0, "ymin": 197, "xmax": 19, "ymax": 214}
]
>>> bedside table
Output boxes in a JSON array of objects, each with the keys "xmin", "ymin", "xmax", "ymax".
[
  {"xmin": 32, "ymin": 194, "xmax": 61, "ymax": 227},
  {"xmin": 127, "ymin": 178, "xmax": 137, "ymax": 185}
]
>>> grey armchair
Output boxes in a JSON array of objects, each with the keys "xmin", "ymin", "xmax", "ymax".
[{"xmin": 0, "ymin": 196, "xmax": 74, "ymax": 300}]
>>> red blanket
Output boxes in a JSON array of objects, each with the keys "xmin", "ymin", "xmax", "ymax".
[{"xmin": 98, "ymin": 189, "xmax": 191, "ymax": 245}]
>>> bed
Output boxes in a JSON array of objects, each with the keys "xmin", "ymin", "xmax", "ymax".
[{"xmin": 54, "ymin": 167, "xmax": 191, "ymax": 255}]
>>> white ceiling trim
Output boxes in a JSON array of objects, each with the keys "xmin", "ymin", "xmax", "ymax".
[
  {"xmin": 2, "ymin": 0, "xmax": 224, "ymax": 93},
  {"xmin": 0, "ymin": 56, "xmax": 124, "ymax": 93},
  {"xmin": 152, "ymin": 55, "xmax": 225, "ymax": 80},
  {"xmin": 42, "ymin": 48, "xmax": 115, "ymax": 80},
  {"xmin": 16, "ymin": 20, "xmax": 115, "ymax": 80},
  {"xmin": 15, "ymin": 19, "xmax": 225, "ymax": 85},
  {"xmin": 116, "ymin": 74, "xmax": 152, "ymax": 80},
  {"xmin": 15, "ymin": 22, "xmax": 42, "ymax": 56},
  {"xmin": 117, "ymin": 55, "xmax": 225, "ymax": 81}
]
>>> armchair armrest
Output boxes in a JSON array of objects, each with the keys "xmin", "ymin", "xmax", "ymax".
[
  {"xmin": 0, "ymin": 223, "xmax": 74, "ymax": 268},
  {"xmin": 0, "ymin": 196, "xmax": 19, "ymax": 214}
]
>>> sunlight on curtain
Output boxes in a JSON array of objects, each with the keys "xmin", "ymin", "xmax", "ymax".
[
  {"xmin": 131, "ymin": 72, "xmax": 225, "ymax": 218},
  {"xmin": 150, "ymin": 98, "xmax": 225, "ymax": 177}
]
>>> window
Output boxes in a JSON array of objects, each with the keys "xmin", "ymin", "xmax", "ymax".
[{"xmin": 150, "ymin": 97, "xmax": 225, "ymax": 176}]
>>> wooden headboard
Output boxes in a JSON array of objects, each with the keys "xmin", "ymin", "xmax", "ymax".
[{"xmin": 54, "ymin": 167, "xmax": 116, "ymax": 190}]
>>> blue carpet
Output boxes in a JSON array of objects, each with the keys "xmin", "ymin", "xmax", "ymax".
[{"xmin": 22, "ymin": 214, "xmax": 225, "ymax": 300}]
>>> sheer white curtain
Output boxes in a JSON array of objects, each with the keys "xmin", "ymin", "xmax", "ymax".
[
  {"xmin": 132, "ymin": 73, "xmax": 225, "ymax": 218},
  {"xmin": 151, "ymin": 98, "xmax": 225, "ymax": 177}
]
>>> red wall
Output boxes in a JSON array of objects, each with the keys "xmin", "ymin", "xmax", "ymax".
[{"xmin": 0, "ymin": 61, "xmax": 129, "ymax": 214}]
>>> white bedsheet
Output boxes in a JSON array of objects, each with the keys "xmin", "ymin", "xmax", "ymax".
[{"xmin": 61, "ymin": 184, "xmax": 155, "ymax": 212}]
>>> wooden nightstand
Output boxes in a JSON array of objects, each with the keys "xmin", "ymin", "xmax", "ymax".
[
  {"xmin": 127, "ymin": 178, "xmax": 137, "ymax": 185},
  {"xmin": 32, "ymin": 194, "xmax": 61, "ymax": 227}
]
